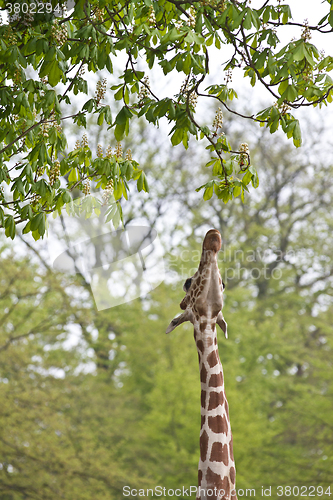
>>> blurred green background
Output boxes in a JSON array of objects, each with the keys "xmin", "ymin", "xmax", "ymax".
[{"xmin": 1, "ymin": 106, "xmax": 332, "ymax": 500}]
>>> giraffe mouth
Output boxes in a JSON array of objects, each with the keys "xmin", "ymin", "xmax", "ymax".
[{"xmin": 202, "ymin": 229, "xmax": 222, "ymax": 253}]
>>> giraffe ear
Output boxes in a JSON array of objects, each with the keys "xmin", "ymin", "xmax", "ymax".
[
  {"xmin": 166, "ymin": 311, "xmax": 191, "ymax": 334},
  {"xmin": 217, "ymin": 311, "xmax": 228, "ymax": 339}
]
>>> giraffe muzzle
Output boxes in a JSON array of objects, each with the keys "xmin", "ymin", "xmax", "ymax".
[{"xmin": 203, "ymin": 229, "xmax": 222, "ymax": 253}]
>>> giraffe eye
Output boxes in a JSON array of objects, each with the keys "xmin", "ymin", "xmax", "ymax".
[
  {"xmin": 222, "ymin": 281, "xmax": 225, "ymax": 290},
  {"xmin": 183, "ymin": 278, "xmax": 192, "ymax": 292}
]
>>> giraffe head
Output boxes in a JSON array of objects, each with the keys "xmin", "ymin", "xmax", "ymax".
[{"xmin": 166, "ymin": 229, "xmax": 227, "ymax": 337}]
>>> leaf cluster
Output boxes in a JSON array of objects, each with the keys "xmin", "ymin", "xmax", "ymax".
[{"xmin": 1, "ymin": 0, "xmax": 333, "ymax": 239}]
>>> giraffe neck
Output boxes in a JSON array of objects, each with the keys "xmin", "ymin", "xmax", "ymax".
[{"xmin": 194, "ymin": 323, "xmax": 237, "ymax": 500}]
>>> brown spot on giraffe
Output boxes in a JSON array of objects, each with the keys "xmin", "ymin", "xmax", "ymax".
[
  {"xmin": 210, "ymin": 442, "xmax": 229, "ymax": 466},
  {"xmin": 206, "ymin": 336, "xmax": 213, "ymax": 347},
  {"xmin": 208, "ymin": 391, "xmax": 224, "ymax": 411},
  {"xmin": 207, "ymin": 350, "xmax": 219, "ymax": 368},
  {"xmin": 208, "ymin": 414, "xmax": 228, "ymax": 434},
  {"xmin": 201, "ymin": 415, "xmax": 205, "ymax": 428},
  {"xmin": 208, "ymin": 372, "xmax": 223, "ymax": 387},
  {"xmin": 220, "ymin": 475, "xmax": 231, "ymax": 500},
  {"xmin": 200, "ymin": 430, "xmax": 209, "ymax": 462},
  {"xmin": 230, "ymin": 466, "xmax": 236, "ymax": 485},
  {"xmin": 201, "ymin": 391, "xmax": 206, "ymax": 409},
  {"xmin": 198, "ymin": 469, "xmax": 202, "ymax": 487},
  {"xmin": 200, "ymin": 321, "xmax": 207, "ymax": 333},
  {"xmin": 206, "ymin": 467, "xmax": 224, "ymax": 490},
  {"xmin": 197, "ymin": 340, "xmax": 204, "ymax": 354},
  {"xmin": 200, "ymin": 363, "xmax": 208, "ymax": 384},
  {"xmin": 214, "ymin": 337, "xmax": 217, "ymax": 345}
]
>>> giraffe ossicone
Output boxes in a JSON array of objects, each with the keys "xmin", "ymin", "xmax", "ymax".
[{"xmin": 166, "ymin": 229, "xmax": 237, "ymax": 500}]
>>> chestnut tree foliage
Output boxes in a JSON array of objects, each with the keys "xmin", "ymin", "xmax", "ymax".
[{"xmin": 1, "ymin": 0, "xmax": 333, "ymax": 240}]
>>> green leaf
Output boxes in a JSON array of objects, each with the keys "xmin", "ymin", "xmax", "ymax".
[
  {"xmin": 115, "ymin": 106, "xmax": 132, "ymax": 125},
  {"xmin": 212, "ymin": 160, "xmax": 222, "ymax": 176},
  {"xmin": 62, "ymin": 191, "xmax": 72, "ymax": 204},
  {"xmin": 48, "ymin": 127, "xmax": 57, "ymax": 145},
  {"xmin": 114, "ymin": 122, "xmax": 126, "ymax": 141},
  {"xmin": 195, "ymin": 12, "xmax": 202, "ymax": 33},
  {"xmin": 114, "ymin": 87, "xmax": 123, "ymax": 101},
  {"xmin": 68, "ymin": 168, "xmax": 78, "ymax": 182},
  {"xmin": 243, "ymin": 9, "xmax": 252, "ymax": 30},
  {"xmin": 5, "ymin": 215, "xmax": 15, "ymax": 239},
  {"xmin": 105, "ymin": 203, "xmax": 118, "ymax": 223},
  {"xmin": 233, "ymin": 185, "xmax": 241, "ymax": 198},
  {"xmin": 293, "ymin": 42, "xmax": 305, "ymax": 62},
  {"xmin": 242, "ymin": 170, "xmax": 252, "ymax": 185},
  {"xmin": 250, "ymin": 10, "xmax": 260, "ymax": 30},
  {"xmin": 262, "ymin": 7, "xmax": 270, "ymax": 24},
  {"xmin": 202, "ymin": 181, "xmax": 214, "ymax": 201},
  {"xmin": 224, "ymin": 160, "xmax": 234, "ymax": 175},
  {"xmin": 328, "ymin": 11, "xmax": 333, "ymax": 29},
  {"xmin": 40, "ymin": 60, "xmax": 63, "ymax": 87},
  {"xmin": 30, "ymin": 212, "xmax": 44, "ymax": 235},
  {"xmin": 32, "ymin": 229, "xmax": 41, "ymax": 241},
  {"xmin": 137, "ymin": 172, "xmax": 144, "ymax": 192},
  {"xmin": 282, "ymin": 5, "xmax": 292, "ymax": 24},
  {"xmin": 124, "ymin": 86, "xmax": 130, "ymax": 105},
  {"xmin": 256, "ymin": 50, "xmax": 268, "ymax": 70},
  {"xmin": 285, "ymin": 119, "xmax": 297, "ymax": 139},
  {"xmin": 292, "ymin": 120, "xmax": 302, "ymax": 147},
  {"xmin": 203, "ymin": 185, "xmax": 213, "ymax": 200},
  {"xmin": 13, "ymin": 178, "xmax": 25, "ymax": 196},
  {"xmin": 303, "ymin": 45, "xmax": 315, "ymax": 66},
  {"xmin": 39, "ymin": 143, "xmax": 47, "ymax": 165},
  {"xmin": 143, "ymin": 173, "xmax": 149, "ymax": 192},
  {"xmin": 82, "ymin": 99, "xmax": 95, "ymax": 112},
  {"xmin": 22, "ymin": 220, "xmax": 31, "ymax": 234},
  {"xmin": 286, "ymin": 85, "xmax": 298, "ymax": 102},
  {"xmin": 34, "ymin": 179, "xmax": 48, "ymax": 197},
  {"xmin": 171, "ymin": 128, "xmax": 184, "ymax": 146},
  {"xmin": 97, "ymin": 111, "xmax": 104, "ymax": 126},
  {"xmin": 103, "ymin": 106, "xmax": 112, "ymax": 124},
  {"xmin": 21, "ymin": 205, "xmax": 33, "ymax": 220},
  {"xmin": 278, "ymin": 79, "xmax": 289, "ymax": 96},
  {"xmin": 112, "ymin": 180, "xmax": 122, "ymax": 201}
]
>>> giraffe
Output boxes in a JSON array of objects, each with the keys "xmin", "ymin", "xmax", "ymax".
[{"xmin": 166, "ymin": 229, "xmax": 237, "ymax": 500}]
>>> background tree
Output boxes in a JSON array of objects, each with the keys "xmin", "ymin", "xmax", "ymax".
[
  {"xmin": 0, "ymin": 247, "xmax": 162, "ymax": 499},
  {"xmin": 1, "ymin": 0, "xmax": 333, "ymax": 239},
  {"xmin": 1, "ymin": 105, "xmax": 332, "ymax": 498}
]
